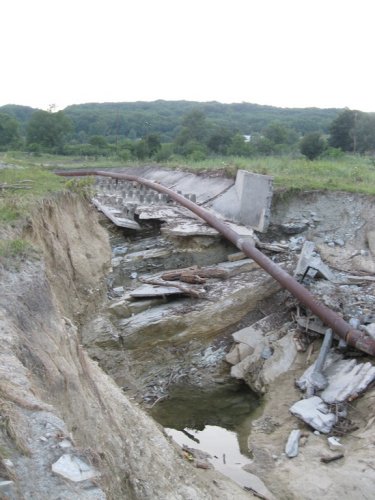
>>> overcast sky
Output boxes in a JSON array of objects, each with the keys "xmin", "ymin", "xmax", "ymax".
[{"xmin": 1, "ymin": 0, "xmax": 374, "ymax": 111}]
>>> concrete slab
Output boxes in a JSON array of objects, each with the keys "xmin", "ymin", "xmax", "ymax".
[
  {"xmin": 296, "ymin": 352, "xmax": 375, "ymax": 403},
  {"xmin": 211, "ymin": 170, "xmax": 273, "ymax": 232},
  {"xmin": 290, "ymin": 396, "xmax": 337, "ymax": 433},
  {"xmin": 92, "ymin": 198, "xmax": 140, "ymax": 230}
]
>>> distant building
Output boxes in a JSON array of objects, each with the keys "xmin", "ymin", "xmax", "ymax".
[{"xmin": 243, "ymin": 134, "xmax": 251, "ymax": 143}]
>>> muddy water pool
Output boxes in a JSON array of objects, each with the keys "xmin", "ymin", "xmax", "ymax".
[{"xmin": 150, "ymin": 383, "xmax": 261, "ymax": 487}]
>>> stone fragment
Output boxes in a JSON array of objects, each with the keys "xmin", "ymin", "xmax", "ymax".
[
  {"xmin": 225, "ymin": 345, "xmax": 240, "ymax": 365},
  {"xmin": 290, "ymin": 396, "xmax": 337, "ymax": 433},
  {"xmin": 112, "ymin": 286, "xmax": 124, "ymax": 297},
  {"xmin": 367, "ymin": 229, "xmax": 375, "ymax": 256},
  {"xmin": 363, "ymin": 323, "xmax": 375, "ymax": 340},
  {"xmin": 238, "ymin": 342, "xmax": 253, "ymax": 361},
  {"xmin": 281, "ymin": 221, "xmax": 308, "ymax": 234},
  {"xmin": 52, "ymin": 454, "xmax": 98, "ymax": 483},
  {"xmin": 0, "ymin": 481, "xmax": 15, "ymax": 497},
  {"xmin": 285, "ymin": 429, "xmax": 301, "ymax": 458},
  {"xmin": 334, "ymin": 238, "xmax": 345, "ymax": 247},
  {"xmin": 327, "ymin": 436, "xmax": 344, "ymax": 452},
  {"xmin": 59, "ymin": 439, "xmax": 73, "ymax": 449}
]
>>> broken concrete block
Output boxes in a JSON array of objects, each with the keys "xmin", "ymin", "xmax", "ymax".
[
  {"xmin": 262, "ymin": 331, "xmax": 297, "ymax": 387},
  {"xmin": 285, "ymin": 429, "xmax": 301, "ymax": 458},
  {"xmin": 295, "ymin": 241, "xmax": 336, "ymax": 281},
  {"xmin": 297, "ymin": 351, "xmax": 375, "ymax": 405},
  {"xmin": 52, "ymin": 454, "xmax": 98, "ymax": 482},
  {"xmin": 232, "ymin": 312, "xmax": 288, "ymax": 349},
  {"xmin": 290, "ymin": 396, "xmax": 337, "ymax": 433},
  {"xmin": 320, "ymin": 359, "xmax": 375, "ymax": 404}
]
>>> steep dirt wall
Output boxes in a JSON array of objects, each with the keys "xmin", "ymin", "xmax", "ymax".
[
  {"xmin": 0, "ymin": 194, "xmax": 253, "ymax": 499},
  {"xmin": 25, "ymin": 193, "xmax": 112, "ymax": 324}
]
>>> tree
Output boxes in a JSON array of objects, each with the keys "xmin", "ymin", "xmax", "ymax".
[
  {"xmin": 174, "ymin": 110, "xmax": 210, "ymax": 154},
  {"xmin": 300, "ymin": 132, "xmax": 326, "ymax": 160},
  {"xmin": 0, "ymin": 113, "xmax": 20, "ymax": 148},
  {"xmin": 144, "ymin": 133, "xmax": 161, "ymax": 156},
  {"xmin": 89, "ymin": 135, "xmax": 108, "ymax": 148},
  {"xmin": 207, "ymin": 128, "xmax": 233, "ymax": 154},
  {"xmin": 355, "ymin": 113, "xmax": 375, "ymax": 153},
  {"xmin": 329, "ymin": 109, "xmax": 359, "ymax": 152},
  {"xmin": 26, "ymin": 110, "xmax": 72, "ymax": 149}
]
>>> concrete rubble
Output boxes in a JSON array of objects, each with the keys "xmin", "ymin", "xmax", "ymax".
[
  {"xmin": 297, "ymin": 352, "xmax": 375, "ymax": 404},
  {"xmin": 87, "ymin": 169, "xmax": 375, "ymax": 499},
  {"xmin": 290, "ymin": 397, "xmax": 338, "ymax": 433}
]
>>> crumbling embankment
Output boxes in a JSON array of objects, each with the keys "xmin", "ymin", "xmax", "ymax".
[{"xmin": 0, "ymin": 193, "xmax": 252, "ymax": 499}]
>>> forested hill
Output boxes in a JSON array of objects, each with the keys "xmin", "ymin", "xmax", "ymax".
[{"xmin": 62, "ymin": 100, "xmax": 341, "ymax": 142}]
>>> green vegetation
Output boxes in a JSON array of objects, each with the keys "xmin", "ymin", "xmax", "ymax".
[
  {"xmin": 0, "ymin": 238, "xmax": 32, "ymax": 258},
  {"xmin": 0, "ymin": 159, "xmax": 66, "ymax": 226},
  {"xmin": 1, "ymin": 101, "xmax": 375, "ymax": 163},
  {"xmin": 300, "ymin": 132, "xmax": 326, "ymax": 160}
]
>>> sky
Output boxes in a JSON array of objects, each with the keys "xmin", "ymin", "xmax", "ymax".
[{"xmin": 1, "ymin": 0, "xmax": 374, "ymax": 112}]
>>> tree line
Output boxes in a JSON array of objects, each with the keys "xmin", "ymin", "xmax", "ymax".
[{"xmin": 0, "ymin": 101, "xmax": 375, "ymax": 161}]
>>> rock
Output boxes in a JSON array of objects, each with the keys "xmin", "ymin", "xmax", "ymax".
[
  {"xmin": 285, "ymin": 429, "xmax": 301, "ymax": 458},
  {"xmin": 238, "ymin": 342, "xmax": 253, "ymax": 361},
  {"xmin": 334, "ymin": 238, "xmax": 345, "ymax": 247},
  {"xmin": 112, "ymin": 286, "xmax": 124, "ymax": 297},
  {"xmin": 367, "ymin": 230, "xmax": 375, "ymax": 256},
  {"xmin": 363, "ymin": 323, "xmax": 375, "ymax": 340},
  {"xmin": 261, "ymin": 345, "xmax": 273, "ymax": 359},
  {"xmin": 0, "ymin": 481, "xmax": 15, "ymax": 497},
  {"xmin": 290, "ymin": 396, "xmax": 337, "ymax": 433},
  {"xmin": 52, "ymin": 454, "xmax": 98, "ymax": 483},
  {"xmin": 113, "ymin": 245, "xmax": 128, "ymax": 256},
  {"xmin": 59, "ymin": 439, "xmax": 73, "ymax": 449},
  {"xmin": 280, "ymin": 221, "xmax": 308, "ymax": 234},
  {"xmin": 226, "ymin": 345, "xmax": 241, "ymax": 365},
  {"xmin": 327, "ymin": 436, "xmax": 344, "ymax": 452}
]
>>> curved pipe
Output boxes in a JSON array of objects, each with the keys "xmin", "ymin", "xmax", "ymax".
[{"xmin": 56, "ymin": 169, "xmax": 375, "ymax": 356}]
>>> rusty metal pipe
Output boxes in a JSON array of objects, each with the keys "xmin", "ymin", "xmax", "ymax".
[{"xmin": 57, "ymin": 169, "xmax": 375, "ymax": 356}]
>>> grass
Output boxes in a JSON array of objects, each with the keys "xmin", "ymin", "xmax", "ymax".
[
  {"xmin": 0, "ymin": 239, "xmax": 32, "ymax": 258},
  {"xmin": 1, "ymin": 151, "xmax": 375, "ymax": 228},
  {"xmin": 162, "ymin": 155, "xmax": 375, "ymax": 194}
]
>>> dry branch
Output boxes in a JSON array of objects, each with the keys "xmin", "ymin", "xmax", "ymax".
[{"xmin": 139, "ymin": 277, "xmax": 206, "ymax": 298}]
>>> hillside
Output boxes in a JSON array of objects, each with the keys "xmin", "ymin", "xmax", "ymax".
[{"xmin": 0, "ymin": 100, "xmax": 341, "ymax": 143}]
